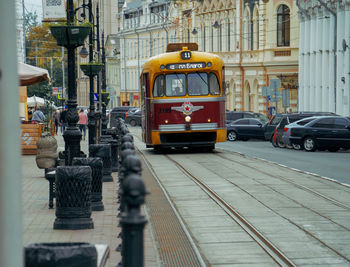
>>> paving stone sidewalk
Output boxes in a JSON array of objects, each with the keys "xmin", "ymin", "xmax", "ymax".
[{"xmin": 22, "ymin": 133, "xmax": 160, "ymax": 267}]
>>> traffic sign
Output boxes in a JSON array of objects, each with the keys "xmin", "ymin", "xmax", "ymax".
[
  {"xmin": 282, "ymin": 89, "xmax": 290, "ymax": 107},
  {"xmin": 270, "ymin": 78, "xmax": 281, "ymax": 90},
  {"xmin": 262, "ymin": 86, "xmax": 270, "ymax": 97},
  {"xmin": 271, "ymin": 90, "xmax": 281, "ymax": 96},
  {"xmin": 270, "ymin": 96, "xmax": 281, "ymax": 102},
  {"xmin": 57, "ymin": 87, "xmax": 63, "ymax": 99},
  {"xmin": 94, "ymin": 93, "xmax": 99, "ymax": 102}
]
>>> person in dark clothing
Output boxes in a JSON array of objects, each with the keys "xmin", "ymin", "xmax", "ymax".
[
  {"xmin": 59, "ymin": 106, "xmax": 68, "ymax": 134},
  {"xmin": 53, "ymin": 109, "xmax": 59, "ymax": 135}
]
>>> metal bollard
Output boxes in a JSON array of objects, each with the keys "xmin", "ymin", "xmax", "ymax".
[
  {"xmin": 54, "ymin": 166, "xmax": 94, "ymax": 230},
  {"xmin": 89, "ymin": 144, "xmax": 113, "ymax": 182},
  {"xmin": 72, "ymin": 157, "xmax": 104, "ymax": 211},
  {"xmin": 120, "ymin": 173, "xmax": 147, "ymax": 267},
  {"xmin": 100, "ymin": 135, "xmax": 119, "ymax": 172}
]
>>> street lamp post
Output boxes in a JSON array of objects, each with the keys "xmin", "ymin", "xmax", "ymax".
[
  {"xmin": 63, "ymin": 0, "xmax": 82, "ymax": 165},
  {"xmin": 101, "ymin": 31, "xmax": 108, "ymax": 131}
]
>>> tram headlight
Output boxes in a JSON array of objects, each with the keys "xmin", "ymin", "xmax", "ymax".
[
  {"xmin": 185, "ymin": 116, "xmax": 191, "ymax": 123},
  {"xmin": 208, "ymin": 118, "xmax": 211, "ymax": 122},
  {"xmin": 207, "ymin": 62, "xmax": 212, "ymax": 67},
  {"xmin": 165, "ymin": 119, "xmax": 169, "ymax": 124}
]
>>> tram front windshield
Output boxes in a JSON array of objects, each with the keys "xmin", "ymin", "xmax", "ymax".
[{"xmin": 153, "ymin": 72, "xmax": 220, "ymax": 97}]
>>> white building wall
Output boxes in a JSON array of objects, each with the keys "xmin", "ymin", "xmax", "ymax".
[{"xmin": 298, "ymin": 0, "xmax": 350, "ymax": 116}]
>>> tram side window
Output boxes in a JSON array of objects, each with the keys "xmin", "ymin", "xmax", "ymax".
[
  {"xmin": 165, "ymin": 74, "xmax": 186, "ymax": 96},
  {"xmin": 153, "ymin": 75, "xmax": 165, "ymax": 97},
  {"xmin": 188, "ymin": 73, "xmax": 209, "ymax": 96},
  {"xmin": 209, "ymin": 73, "xmax": 220, "ymax": 95}
]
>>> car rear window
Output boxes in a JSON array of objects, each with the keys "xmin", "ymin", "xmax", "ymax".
[
  {"xmin": 270, "ymin": 116, "xmax": 282, "ymax": 125},
  {"xmin": 296, "ymin": 118, "xmax": 314, "ymax": 125}
]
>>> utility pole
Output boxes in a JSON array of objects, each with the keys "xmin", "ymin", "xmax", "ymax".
[
  {"xmin": 62, "ymin": 46, "xmax": 65, "ymax": 105},
  {"xmin": 87, "ymin": 0, "xmax": 97, "ymax": 146}
]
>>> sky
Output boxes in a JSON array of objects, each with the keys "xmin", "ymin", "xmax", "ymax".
[{"xmin": 24, "ymin": 0, "xmax": 43, "ymax": 21}]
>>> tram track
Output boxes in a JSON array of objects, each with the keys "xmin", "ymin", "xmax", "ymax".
[
  {"xmin": 216, "ymin": 151, "xmax": 350, "ymax": 212},
  {"xmin": 131, "ymin": 129, "xmax": 350, "ymax": 265},
  {"xmin": 164, "ymin": 154, "xmax": 296, "ymax": 267},
  {"xmin": 167, "ymin": 150, "xmax": 350, "ymax": 263}
]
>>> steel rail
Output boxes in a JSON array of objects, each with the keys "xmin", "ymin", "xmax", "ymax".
[
  {"xmin": 165, "ymin": 155, "xmax": 296, "ymax": 267},
  {"xmin": 216, "ymin": 152, "xmax": 350, "ymax": 212},
  {"xmin": 137, "ymin": 150, "xmax": 208, "ymax": 267}
]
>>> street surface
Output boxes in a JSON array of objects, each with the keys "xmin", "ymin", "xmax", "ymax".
[
  {"xmin": 217, "ymin": 140, "xmax": 350, "ymax": 185},
  {"xmin": 130, "ymin": 127, "xmax": 350, "ymax": 266}
]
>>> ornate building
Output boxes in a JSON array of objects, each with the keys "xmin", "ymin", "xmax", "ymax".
[
  {"xmin": 76, "ymin": 0, "xmax": 122, "ymax": 109},
  {"xmin": 119, "ymin": 0, "xmax": 173, "ymax": 106},
  {"xmin": 297, "ymin": 0, "xmax": 350, "ymax": 116},
  {"xmin": 183, "ymin": 0, "xmax": 300, "ymax": 114}
]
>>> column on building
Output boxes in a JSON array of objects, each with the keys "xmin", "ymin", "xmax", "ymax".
[
  {"xmin": 321, "ymin": 10, "xmax": 329, "ymax": 111},
  {"xmin": 298, "ymin": 14, "xmax": 305, "ymax": 110},
  {"xmin": 303, "ymin": 18, "xmax": 311, "ymax": 111},
  {"xmin": 328, "ymin": 14, "xmax": 336, "ymax": 112},
  {"xmin": 309, "ymin": 11, "xmax": 316, "ymax": 111},
  {"xmin": 315, "ymin": 7, "xmax": 322, "ymax": 111}
]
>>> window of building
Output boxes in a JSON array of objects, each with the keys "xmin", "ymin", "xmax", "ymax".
[{"xmin": 277, "ymin": 5, "xmax": 290, "ymax": 47}]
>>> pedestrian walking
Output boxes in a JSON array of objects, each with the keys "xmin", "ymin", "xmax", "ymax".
[
  {"xmin": 53, "ymin": 109, "xmax": 59, "ymax": 135},
  {"xmin": 32, "ymin": 106, "xmax": 46, "ymax": 123},
  {"xmin": 78, "ymin": 109, "xmax": 88, "ymax": 140},
  {"xmin": 59, "ymin": 106, "xmax": 68, "ymax": 134}
]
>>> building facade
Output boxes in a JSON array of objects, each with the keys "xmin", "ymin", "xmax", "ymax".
[
  {"xmin": 76, "ymin": 0, "xmax": 122, "ymax": 109},
  {"xmin": 115, "ymin": 0, "xmax": 300, "ymax": 113},
  {"xmin": 119, "ymin": 0, "xmax": 173, "ymax": 107},
  {"xmin": 297, "ymin": 0, "xmax": 350, "ymax": 116},
  {"xmin": 188, "ymin": 0, "xmax": 299, "ymax": 114}
]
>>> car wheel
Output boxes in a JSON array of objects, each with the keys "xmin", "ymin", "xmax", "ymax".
[
  {"xmin": 277, "ymin": 139, "xmax": 286, "ymax": 148},
  {"xmin": 227, "ymin": 131, "xmax": 237, "ymax": 141},
  {"xmin": 129, "ymin": 119, "xmax": 136, "ymax": 127},
  {"xmin": 328, "ymin": 147, "xmax": 340, "ymax": 152},
  {"xmin": 292, "ymin": 143, "xmax": 302, "ymax": 150},
  {"xmin": 303, "ymin": 137, "xmax": 316, "ymax": 152}
]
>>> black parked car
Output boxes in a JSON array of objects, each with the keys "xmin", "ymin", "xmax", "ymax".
[
  {"xmin": 289, "ymin": 116, "xmax": 350, "ymax": 152},
  {"xmin": 125, "ymin": 108, "xmax": 141, "ymax": 126},
  {"xmin": 265, "ymin": 112, "xmax": 337, "ymax": 142},
  {"xmin": 226, "ymin": 111, "xmax": 268, "ymax": 125},
  {"xmin": 109, "ymin": 106, "xmax": 133, "ymax": 127},
  {"xmin": 227, "ymin": 118, "xmax": 266, "ymax": 141}
]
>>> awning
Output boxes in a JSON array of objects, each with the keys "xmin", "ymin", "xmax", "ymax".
[{"xmin": 18, "ymin": 62, "xmax": 50, "ymax": 86}]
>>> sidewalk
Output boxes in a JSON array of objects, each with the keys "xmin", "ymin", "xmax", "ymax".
[{"xmin": 22, "ymin": 132, "xmax": 160, "ymax": 267}]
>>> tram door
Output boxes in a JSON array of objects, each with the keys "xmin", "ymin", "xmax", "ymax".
[{"xmin": 141, "ymin": 73, "xmax": 151, "ymax": 144}]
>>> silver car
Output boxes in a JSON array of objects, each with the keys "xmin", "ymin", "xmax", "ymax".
[{"xmin": 282, "ymin": 117, "xmax": 320, "ymax": 149}]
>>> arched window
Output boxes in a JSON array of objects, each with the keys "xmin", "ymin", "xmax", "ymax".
[{"xmin": 277, "ymin": 5, "xmax": 290, "ymax": 47}]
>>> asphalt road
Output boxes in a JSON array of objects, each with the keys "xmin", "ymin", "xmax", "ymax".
[{"xmin": 216, "ymin": 139, "xmax": 350, "ymax": 185}]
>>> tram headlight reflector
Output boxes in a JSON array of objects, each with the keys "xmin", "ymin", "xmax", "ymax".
[
  {"xmin": 185, "ymin": 116, "xmax": 191, "ymax": 123},
  {"xmin": 208, "ymin": 118, "xmax": 211, "ymax": 122},
  {"xmin": 165, "ymin": 120, "xmax": 168, "ymax": 124},
  {"xmin": 207, "ymin": 62, "xmax": 212, "ymax": 67}
]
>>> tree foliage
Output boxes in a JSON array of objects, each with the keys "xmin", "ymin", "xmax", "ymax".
[{"xmin": 26, "ymin": 23, "xmax": 68, "ymax": 105}]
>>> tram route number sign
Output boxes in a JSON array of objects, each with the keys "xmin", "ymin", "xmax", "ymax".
[{"xmin": 166, "ymin": 62, "xmax": 206, "ymax": 70}]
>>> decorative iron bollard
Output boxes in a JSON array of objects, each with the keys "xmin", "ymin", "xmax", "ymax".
[
  {"xmin": 54, "ymin": 166, "xmax": 94, "ymax": 230},
  {"xmin": 25, "ymin": 242, "xmax": 97, "ymax": 267},
  {"xmin": 120, "ymin": 173, "xmax": 147, "ymax": 267},
  {"xmin": 89, "ymin": 144, "xmax": 113, "ymax": 182},
  {"xmin": 72, "ymin": 157, "xmax": 104, "ymax": 211},
  {"xmin": 102, "ymin": 127, "xmax": 117, "ymax": 140},
  {"xmin": 100, "ymin": 135, "xmax": 119, "ymax": 172}
]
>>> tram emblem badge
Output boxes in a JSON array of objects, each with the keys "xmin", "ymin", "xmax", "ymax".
[{"xmin": 171, "ymin": 102, "xmax": 204, "ymax": 115}]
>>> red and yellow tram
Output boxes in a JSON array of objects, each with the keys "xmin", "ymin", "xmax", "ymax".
[{"xmin": 140, "ymin": 43, "xmax": 226, "ymax": 150}]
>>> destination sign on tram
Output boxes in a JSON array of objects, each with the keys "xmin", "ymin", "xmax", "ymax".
[{"xmin": 165, "ymin": 62, "xmax": 206, "ymax": 70}]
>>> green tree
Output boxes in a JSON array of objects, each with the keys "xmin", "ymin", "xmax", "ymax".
[{"xmin": 26, "ymin": 23, "xmax": 67, "ymax": 105}]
